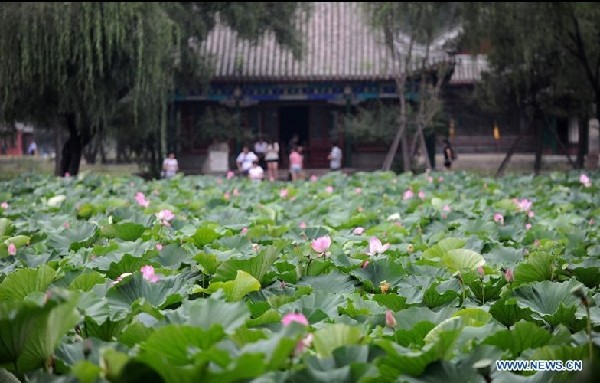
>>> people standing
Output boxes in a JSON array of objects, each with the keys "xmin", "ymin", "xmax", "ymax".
[
  {"xmin": 162, "ymin": 152, "xmax": 179, "ymax": 179},
  {"xmin": 265, "ymin": 138, "xmax": 280, "ymax": 181},
  {"xmin": 289, "ymin": 145, "xmax": 303, "ymax": 181},
  {"xmin": 327, "ymin": 142, "xmax": 342, "ymax": 171},
  {"xmin": 236, "ymin": 145, "xmax": 258, "ymax": 177},
  {"xmin": 27, "ymin": 140, "xmax": 37, "ymax": 156},
  {"xmin": 254, "ymin": 136, "xmax": 268, "ymax": 169}
]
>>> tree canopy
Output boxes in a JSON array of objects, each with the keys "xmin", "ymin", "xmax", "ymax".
[{"xmin": 0, "ymin": 2, "xmax": 307, "ymax": 176}]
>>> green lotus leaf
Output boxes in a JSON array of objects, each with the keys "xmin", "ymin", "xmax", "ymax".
[
  {"xmin": 0, "ymin": 264, "xmax": 56, "ymax": 302},
  {"xmin": 278, "ymin": 292, "xmax": 345, "ymax": 323},
  {"xmin": 441, "ymin": 249, "xmax": 485, "ymax": 272},
  {"xmin": 0, "ymin": 218, "xmax": 13, "ymax": 237},
  {"xmin": 0, "ymin": 289, "xmax": 80, "ymax": 373},
  {"xmin": 135, "ymin": 324, "xmax": 227, "ymax": 383},
  {"xmin": 289, "ymin": 345, "xmax": 383, "ymax": 383},
  {"xmin": 312, "ymin": 323, "xmax": 364, "ymax": 358},
  {"xmin": 168, "ymin": 295, "xmax": 250, "ymax": 334},
  {"xmin": 297, "ymin": 271, "xmax": 356, "ymax": 294},
  {"xmin": 213, "ymin": 246, "xmax": 279, "ymax": 285},
  {"xmin": 350, "ymin": 258, "xmax": 406, "ymax": 292},
  {"xmin": 483, "ymin": 321, "xmax": 552, "ymax": 358},
  {"xmin": 512, "ymin": 280, "xmax": 581, "ymax": 327},
  {"xmin": 513, "ymin": 252, "xmax": 557, "ymax": 286},
  {"xmin": 452, "ymin": 308, "xmax": 492, "ymax": 327},
  {"xmin": 101, "ymin": 222, "xmax": 147, "ymax": 241},
  {"xmin": 196, "ymin": 270, "xmax": 261, "ymax": 302},
  {"xmin": 68, "ymin": 271, "xmax": 107, "ymax": 292},
  {"xmin": 191, "ymin": 226, "xmax": 221, "ymax": 247},
  {"xmin": 46, "ymin": 222, "xmax": 97, "ymax": 252},
  {"xmin": 107, "ymin": 272, "xmax": 187, "ymax": 309},
  {"xmin": 489, "ymin": 298, "xmax": 534, "ymax": 329}
]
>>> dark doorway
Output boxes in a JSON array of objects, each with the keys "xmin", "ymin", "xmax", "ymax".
[{"xmin": 279, "ymin": 106, "xmax": 309, "ymax": 155}]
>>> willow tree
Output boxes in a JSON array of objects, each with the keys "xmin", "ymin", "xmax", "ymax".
[
  {"xmin": 362, "ymin": 3, "xmax": 460, "ymax": 172},
  {"xmin": 0, "ymin": 2, "xmax": 306, "ymax": 177}
]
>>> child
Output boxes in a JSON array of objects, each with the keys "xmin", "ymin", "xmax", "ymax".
[
  {"xmin": 248, "ymin": 161, "xmax": 264, "ymax": 181},
  {"xmin": 289, "ymin": 145, "xmax": 303, "ymax": 181}
]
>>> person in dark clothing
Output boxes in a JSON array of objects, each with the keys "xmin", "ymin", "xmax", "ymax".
[{"xmin": 443, "ymin": 138, "xmax": 455, "ymax": 170}]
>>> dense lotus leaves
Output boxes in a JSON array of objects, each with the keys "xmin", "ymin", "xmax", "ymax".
[
  {"xmin": 0, "ymin": 289, "xmax": 80, "ymax": 373},
  {"xmin": 1, "ymin": 171, "xmax": 599, "ymax": 381}
]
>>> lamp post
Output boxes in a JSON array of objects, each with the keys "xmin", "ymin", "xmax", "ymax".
[
  {"xmin": 343, "ymin": 85, "xmax": 352, "ymax": 167},
  {"xmin": 233, "ymin": 86, "xmax": 242, "ymax": 154}
]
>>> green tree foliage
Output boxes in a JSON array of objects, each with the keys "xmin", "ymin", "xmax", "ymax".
[
  {"xmin": 362, "ymin": 2, "xmax": 460, "ymax": 171},
  {"xmin": 0, "ymin": 2, "xmax": 306, "ymax": 177},
  {"xmin": 461, "ymin": 2, "xmax": 600, "ymax": 171}
]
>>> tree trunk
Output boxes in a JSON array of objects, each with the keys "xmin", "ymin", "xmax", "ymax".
[
  {"xmin": 382, "ymin": 75, "xmax": 408, "ymax": 171},
  {"xmin": 577, "ymin": 111, "xmax": 588, "ymax": 169},
  {"xmin": 60, "ymin": 114, "xmax": 83, "ymax": 177},
  {"xmin": 534, "ymin": 118, "xmax": 542, "ymax": 175},
  {"xmin": 53, "ymin": 123, "xmax": 64, "ymax": 176}
]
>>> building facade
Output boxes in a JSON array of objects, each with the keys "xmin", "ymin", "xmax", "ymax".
[{"xmin": 171, "ymin": 2, "xmax": 545, "ymax": 173}]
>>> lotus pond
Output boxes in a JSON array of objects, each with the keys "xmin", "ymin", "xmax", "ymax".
[{"xmin": 0, "ymin": 171, "xmax": 599, "ymax": 383}]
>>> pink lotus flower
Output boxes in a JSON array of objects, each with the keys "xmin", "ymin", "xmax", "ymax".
[
  {"xmin": 427, "ymin": 176, "xmax": 433, "ymax": 183},
  {"xmin": 325, "ymin": 186, "xmax": 334, "ymax": 193},
  {"xmin": 112, "ymin": 272, "xmax": 132, "ymax": 285},
  {"xmin": 442, "ymin": 205, "xmax": 451, "ymax": 212},
  {"xmin": 493, "ymin": 213, "xmax": 504, "ymax": 225},
  {"xmin": 477, "ymin": 266, "xmax": 485, "ymax": 278},
  {"xmin": 403, "ymin": 189, "xmax": 413, "ymax": 200},
  {"xmin": 503, "ymin": 268, "xmax": 514, "ymax": 283},
  {"xmin": 233, "ymin": 188, "xmax": 240, "ymax": 196},
  {"xmin": 385, "ymin": 310, "xmax": 397, "ymax": 328},
  {"xmin": 418, "ymin": 191, "xmax": 426, "ymax": 199},
  {"xmin": 295, "ymin": 333, "xmax": 313, "ymax": 354},
  {"xmin": 525, "ymin": 223, "xmax": 532, "ymax": 230},
  {"xmin": 223, "ymin": 192, "xmax": 230, "ymax": 200},
  {"xmin": 353, "ymin": 227, "xmax": 365, "ymax": 235},
  {"xmin": 155, "ymin": 209, "xmax": 174, "ymax": 226},
  {"xmin": 369, "ymin": 236, "xmax": 390, "ymax": 255},
  {"xmin": 580, "ymin": 174, "xmax": 591, "ymax": 188},
  {"xmin": 227, "ymin": 171, "xmax": 235, "ymax": 180},
  {"xmin": 64, "ymin": 222, "xmax": 70, "ymax": 229},
  {"xmin": 156, "ymin": 243, "xmax": 163, "ymax": 251},
  {"xmin": 528, "ymin": 210, "xmax": 534, "ymax": 218},
  {"xmin": 361, "ymin": 260, "xmax": 369, "ymax": 268},
  {"xmin": 279, "ymin": 188, "xmax": 289, "ymax": 198},
  {"xmin": 438, "ymin": 176, "xmax": 444, "ymax": 182},
  {"xmin": 8, "ymin": 243, "xmax": 16, "ymax": 256},
  {"xmin": 252, "ymin": 243, "xmax": 260, "ymax": 252},
  {"xmin": 310, "ymin": 175, "xmax": 318, "ymax": 182},
  {"xmin": 515, "ymin": 198, "xmax": 532, "ymax": 212},
  {"xmin": 64, "ymin": 172, "xmax": 71, "ymax": 178},
  {"xmin": 141, "ymin": 265, "xmax": 159, "ymax": 283},
  {"xmin": 0, "ymin": 202, "xmax": 8, "ymax": 209},
  {"xmin": 534, "ymin": 239, "xmax": 541, "ymax": 247},
  {"xmin": 355, "ymin": 187, "xmax": 362, "ymax": 194},
  {"xmin": 134, "ymin": 192, "xmax": 150, "ymax": 208},
  {"xmin": 311, "ymin": 235, "xmax": 331, "ymax": 254},
  {"xmin": 282, "ymin": 312, "xmax": 309, "ymax": 326},
  {"xmin": 241, "ymin": 227, "xmax": 248, "ymax": 235},
  {"xmin": 299, "ymin": 221, "xmax": 307, "ymax": 229}
]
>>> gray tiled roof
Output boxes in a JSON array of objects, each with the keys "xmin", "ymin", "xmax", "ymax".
[
  {"xmin": 200, "ymin": 2, "xmax": 478, "ymax": 83},
  {"xmin": 201, "ymin": 2, "xmax": 402, "ymax": 81}
]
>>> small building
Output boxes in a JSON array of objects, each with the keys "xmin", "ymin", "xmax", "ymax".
[{"xmin": 0, "ymin": 122, "xmax": 35, "ymax": 156}]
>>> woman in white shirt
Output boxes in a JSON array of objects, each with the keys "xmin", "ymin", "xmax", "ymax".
[
  {"xmin": 265, "ymin": 139, "xmax": 280, "ymax": 182},
  {"xmin": 162, "ymin": 152, "xmax": 179, "ymax": 179}
]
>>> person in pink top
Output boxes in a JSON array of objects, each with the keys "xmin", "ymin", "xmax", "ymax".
[{"xmin": 289, "ymin": 145, "xmax": 304, "ymax": 181}]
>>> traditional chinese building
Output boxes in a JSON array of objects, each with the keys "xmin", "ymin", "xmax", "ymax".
[{"xmin": 171, "ymin": 2, "xmax": 547, "ymax": 173}]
